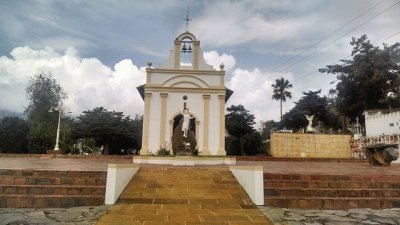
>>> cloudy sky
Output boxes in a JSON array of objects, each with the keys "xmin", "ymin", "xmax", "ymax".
[{"xmin": 1, "ymin": 0, "xmax": 399, "ymax": 124}]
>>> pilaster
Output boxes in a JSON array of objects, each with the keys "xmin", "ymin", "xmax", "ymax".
[
  {"xmin": 174, "ymin": 41, "xmax": 180, "ymax": 69},
  {"xmin": 140, "ymin": 92, "xmax": 152, "ymax": 155},
  {"xmin": 193, "ymin": 41, "xmax": 200, "ymax": 70},
  {"xmin": 159, "ymin": 93, "xmax": 168, "ymax": 149},
  {"xmin": 217, "ymin": 94, "xmax": 226, "ymax": 156},
  {"xmin": 201, "ymin": 94, "xmax": 210, "ymax": 155}
]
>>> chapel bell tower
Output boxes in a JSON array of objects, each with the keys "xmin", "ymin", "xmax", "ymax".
[{"xmin": 137, "ymin": 31, "xmax": 232, "ymax": 156}]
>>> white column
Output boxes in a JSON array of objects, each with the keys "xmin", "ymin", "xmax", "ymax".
[
  {"xmin": 159, "ymin": 93, "xmax": 168, "ymax": 148},
  {"xmin": 140, "ymin": 93, "xmax": 152, "ymax": 155},
  {"xmin": 201, "ymin": 94, "xmax": 210, "ymax": 155},
  {"xmin": 217, "ymin": 94, "xmax": 226, "ymax": 156}
]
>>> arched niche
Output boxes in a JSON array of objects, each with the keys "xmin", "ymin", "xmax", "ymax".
[{"xmin": 169, "ymin": 112, "xmax": 199, "ymax": 141}]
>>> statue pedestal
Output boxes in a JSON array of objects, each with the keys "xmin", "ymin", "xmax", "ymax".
[{"xmin": 306, "ymin": 126, "xmax": 314, "ymax": 133}]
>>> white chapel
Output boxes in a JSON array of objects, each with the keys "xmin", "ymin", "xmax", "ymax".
[{"xmin": 137, "ymin": 31, "xmax": 233, "ymax": 156}]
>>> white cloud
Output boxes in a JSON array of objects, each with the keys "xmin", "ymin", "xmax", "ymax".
[
  {"xmin": 0, "ymin": 45, "xmax": 303, "ymax": 124},
  {"xmin": 203, "ymin": 51, "xmax": 236, "ymax": 71},
  {"xmin": 226, "ymin": 67, "xmax": 295, "ymax": 122},
  {"xmin": 0, "ymin": 46, "xmax": 145, "ymax": 117},
  {"xmin": 190, "ymin": 1, "xmax": 313, "ymax": 48}
]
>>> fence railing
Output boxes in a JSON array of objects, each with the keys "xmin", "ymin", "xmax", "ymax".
[{"xmin": 351, "ymin": 134, "xmax": 400, "ymax": 159}]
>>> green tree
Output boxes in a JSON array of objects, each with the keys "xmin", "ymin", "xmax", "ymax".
[
  {"xmin": 259, "ymin": 120, "xmax": 279, "ymax": 140},
  {"xmin": 225, "ymin": 104, "xmax": 262, "ymax": 155},
  {"xmin": 242, "ymin": 132, "xmax": 263, "ymax": 155},
  {"xmin": 0, "ymin": 117, "xmax": 29, "ymax": 153},
  {"xmin": 319, "ymin": 35, "xmax": 400, "ymax": 121},
  {"xmin": 72, "ymin": 107, "xmax": 139, "ymax": 155},
  {"xmin": 25, "ymin": 72, "xmax": 67, "ymax": 153},
  {"xmin": 58, "ymin": 116, "xmax": 76, "ymax": 154},
  {"xmin": 225, "ymin": 105, "xmax": 255, "ymax": 138},
  {"xmin": 132, "ymin": 115, "xmax": 143, "ymax": 151},
  {"xmin": 281, "ymin": 90, "xmax": 340, "ymax": 131},
  {"xmin": 272, "ymin": 77, "xmax": 293, "ymax": 120}
]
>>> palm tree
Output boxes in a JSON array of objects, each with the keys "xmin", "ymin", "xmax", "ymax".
[{"xmin": 272, "ymin": 77, "xmax": 293, "ymax": 120}]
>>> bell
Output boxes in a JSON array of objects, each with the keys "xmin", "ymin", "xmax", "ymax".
[
  {"xmin": 182, "ymin": 43, "xmax": 187, "ymax": 52},
  {"xmin": 188, "ymin": 44, "xmax": 192, "ymax": 52}
]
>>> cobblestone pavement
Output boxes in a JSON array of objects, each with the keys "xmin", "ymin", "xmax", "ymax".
[
  {"xmin": 1, "ymin": 206, "xmax": 400, "ymax": 224},
  {"xmin": 0, "ymin": 205, "xmax": 111, "ymax": 225},
  {"xmin": 259, "ymin": 206, "xmax": 400, "ymax": 225}
]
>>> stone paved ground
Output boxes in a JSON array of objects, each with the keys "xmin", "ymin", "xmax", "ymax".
[
  {"xmin": 0, "ymin": 205, "xmax": 111, "ymax": 225},
  {"xmin": 1, "ymin": 206, "xmax": 400, "ymax": 224},
  {"xmin": 259, "ymin": 206, "xmax": 400, "ymax": 225}
]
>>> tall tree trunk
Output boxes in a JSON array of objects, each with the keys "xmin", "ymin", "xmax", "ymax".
[{"xmin": 280, "ymin": 98, "xmax": 283, "ymax": 120}]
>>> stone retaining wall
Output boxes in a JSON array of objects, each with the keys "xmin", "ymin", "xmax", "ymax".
[{"xmin": 271, "ymin": 133, "xmax": 352, "ymax": 158}]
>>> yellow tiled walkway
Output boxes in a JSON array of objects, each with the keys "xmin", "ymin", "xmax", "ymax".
[{"xmin": 96, "ymin": 167, "xmax": 273, "ymax": 225}]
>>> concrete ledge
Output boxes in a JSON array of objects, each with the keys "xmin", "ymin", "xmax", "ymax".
[
  {"xmin": 132, "ymin": 156, "xmax": 236, "ymax": 165},
  {"xmin": 229, "ymin": 166, "xmax": 264, "ymax": 205},
  {"xmin": 105, "ymin": 164, "xmax": 139, "ymax": 204}
]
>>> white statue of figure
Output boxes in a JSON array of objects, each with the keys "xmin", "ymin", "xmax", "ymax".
[
  {"xmin": 305, "ymin": 114, "xmax": 314, "ymax": 132},
  {"xmin": 180, "ymin": 108, "xmax": 194, "ymax": 138}
]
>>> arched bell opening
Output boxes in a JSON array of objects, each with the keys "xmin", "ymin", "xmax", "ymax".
[{"xmin": 180, "ymin": 37, "xmax": 193, "ymax": 66}]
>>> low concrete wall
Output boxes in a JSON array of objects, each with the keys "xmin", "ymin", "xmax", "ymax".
[
  {"xmin": 229, "ymin": 166, "xmax": 264, "ymax": 205},
  {"xmin": 105, "ymin": 164, "xmax": 139, "ymax": 204},
  {"xmin": 132, "ymin": 156, "xmax": 236, "ymax": 165},
  {"xmin": 271, "ymin": 133, "xmax": 352, "ymax": 158}
]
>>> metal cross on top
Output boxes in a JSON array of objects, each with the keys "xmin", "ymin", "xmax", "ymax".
[{"xmin": 183, "ymin": 7, "xmax": 192, "ymax": 31}]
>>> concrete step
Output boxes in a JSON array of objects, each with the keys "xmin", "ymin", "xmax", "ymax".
[
  {"xmin": 0, "ymin": 176, "xmax": 106, "ymax": 186},
  {"xmin": 0, "ymin": 169, "xmax": 107, "ymax": 178},
  {"xmin": 119, "ymin": 167, "xmax": 254, "ymax": 207},
  {"xmin": 265, "ymin": 196, "xmax": 400, "ymax": 209},
  {"xmin": 263, "ymin": 173, "xmax": 400, "ymax": 182},
  {"xmin": 96, "ymin": 167, "xmax": 274, "ymax": 225},
  {"xmin": 0, "ymin": 169, "xmax": 107, "ymax": 208},
  {"xmin": 0, "ymin": 169, "xmax": 107, "ymax": 186},
  {"xmin": 265, "ymin": 188, "xmax": 400, "ymax": 198},
  {"xmin": 0, "ymin": 184, "xmax": 105, "ymax": 196},
  {"xmin": 264, "ymin": 180, "xmax": 400, "ymax": 189},
  {"xmin": 0, "ymin": 194, "xmax": 104, "ymax": 208},
  {"xmin": 264, "ymin": 172, "xmax": 400, "ymax": 209}
]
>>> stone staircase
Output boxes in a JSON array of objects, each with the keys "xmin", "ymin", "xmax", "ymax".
[
  {"xmin": 0, "ymin": 169, "xmax": 107, "ymax": 208},
  {"xmin": 264, "ymin": 173, "xmax": 400, "ymax": 209},
  {"xmin": 97, "ymin": 167, "xmax": 273, "ymax": 224}
]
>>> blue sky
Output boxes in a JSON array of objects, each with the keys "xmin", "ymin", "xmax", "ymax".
[{"xmin": 1, "ymin": 0, "xmax": 400, "ymax": 123}]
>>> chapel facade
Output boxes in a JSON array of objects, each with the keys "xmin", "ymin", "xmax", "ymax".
[{"xmin": 137, "ymin": 31, "xmax": 232, "ymax": 155}]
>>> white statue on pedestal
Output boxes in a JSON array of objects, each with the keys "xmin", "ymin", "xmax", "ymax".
[
  {"xmin": 305, "ymin": 114, "xmax": 315, "ymax": 133},
  {"xmin": 180, "ymin": 108, "xmax": 194, "ymax": 137}
]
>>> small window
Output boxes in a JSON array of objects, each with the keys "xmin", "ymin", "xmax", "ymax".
[{"xmin": 389, "ymin": 123, "xmax": 394, "ymax": 126}]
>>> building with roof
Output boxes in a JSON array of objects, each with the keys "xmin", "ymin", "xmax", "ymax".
[
  {"xmin": 136, "ymin": 31, "xmax": 232, "ymax": 155},
  {"xmin": 364, "ymin": 109, "xmax": 400, "ymax": 137}
]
